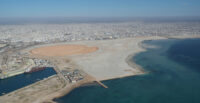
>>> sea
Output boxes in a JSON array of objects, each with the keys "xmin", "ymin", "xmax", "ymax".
[
  {"xmin": 54, "ymin": 38, "xmax": 200, "ymax": 103},
  {"xmin": 0, "ymin": 67, "xmax": 56, "ymax": 96}
]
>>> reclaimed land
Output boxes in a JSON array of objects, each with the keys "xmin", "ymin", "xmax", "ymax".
[{"xmin": 0, "ymin": 36, "xmax": 166, "ymax": 103}]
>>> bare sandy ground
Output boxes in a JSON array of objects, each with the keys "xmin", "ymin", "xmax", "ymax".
[
  {"xmin": 30, "ymin": 45, "xmax": 98, "ymax": 57},
  {"xmin": 0, "ymin": 75, "xmax": 64, "ymax": 103},
  {"xmin": 1, "ymin": 36, "xmax": 166, "ymax": 103},
  {"xmin": 67, "ymin": 36, "xmax": 166, "ymax": 81},
  {"xmin": 29, "ymin": 36, "xmax": 166, "ymax": 81}
]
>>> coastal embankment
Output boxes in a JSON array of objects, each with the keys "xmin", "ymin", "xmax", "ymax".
[
  {"xmin": 0, "ymin": 69, "xmax": 26, "ymax": 79},
  {"xmin": 0, "ymin": 36, "xmax": 166, "ymax": 103}
]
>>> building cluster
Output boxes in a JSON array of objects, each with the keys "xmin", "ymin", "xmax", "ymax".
[
  {"xmin": 0, "ymin": 52, "xmax": 53, "ymax": 79},
  {"xmin": 0, "ymin": 54, "xmax": 27, "ymax": 72},
  {"xmin": 32, "ymin": 58, "xmax": 53, "ymax": 67},
  {"xmin": 0, "ymin": 21, "xmax": 199, "ymax": 43},
  {"xmin": 61, "ymin": 69, "xmax": 84, "ymax": 83},
  {"xmin": 0, "ymin": 20, "xmax": 200, "ymax": 79}
]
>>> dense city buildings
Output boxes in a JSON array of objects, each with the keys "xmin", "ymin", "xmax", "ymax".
[{"xmin": 0, "ymin": 21, "xmax": 199, "ymax": 43}]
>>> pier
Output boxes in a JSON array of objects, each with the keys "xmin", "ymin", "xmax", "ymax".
[{"xmin": 96, "ymin": 80, "xmax": 108, "ymax": 88}]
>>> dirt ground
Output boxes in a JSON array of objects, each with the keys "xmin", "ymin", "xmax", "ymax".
[{"xmin": 30, "ymin": 45, "xmax": 98, "ymax": 57}]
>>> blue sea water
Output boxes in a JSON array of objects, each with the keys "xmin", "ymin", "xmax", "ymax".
[
  {"xmin": 54, "ymin": 38, "xmax": 200, "ymax": 103},
  {"xmin": 0, "ymin": 67, "xmax": 56, "ymax": 96}
]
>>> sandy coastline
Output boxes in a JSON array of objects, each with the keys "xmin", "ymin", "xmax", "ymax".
[
  {"xmin": 36, "ymin": 73, "xmax": 96, "ymax": 103},
  {"xmin": 37, "ymin": 36, "xmax": 167, "ymax": 103},
  {"xmin": 0, "ymin": 36, "xmax": 167, "ymax": 103}
]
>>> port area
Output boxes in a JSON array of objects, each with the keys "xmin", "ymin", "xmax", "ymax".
[
  {"xmin": 0, "ymin": 37, "xmax": 163, "ymax": 103},
  {"xmin": 52, "ymin": 58, "xmax": 107, "ymax": 88},
  {"xmin": 0, "ymin": 45, "xmax": 107, "ymax": 102},
  {"xmin": 49, "ymin": 57, "xmax": 107, "ymax": 86},
  {"xmin": 0, "ymin": 57, "xmax": 103, "ymax": 103},
  {"xmin": 39, "ymin": 58, "xmax": 108, "ymax": 103},
  {"xmin": 0, "ymin": 55, "xmax": 53, "ymax": 79},
  {"xmin": 0, "ymin": 44, "xmax": 107, "ymax": 103}
]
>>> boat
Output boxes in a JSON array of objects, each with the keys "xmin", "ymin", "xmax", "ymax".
[{"xmin": 24, "ymin": 67, "xmax": 46, "ymax": 74}]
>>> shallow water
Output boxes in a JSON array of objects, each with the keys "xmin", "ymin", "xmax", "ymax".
[
  {"xmin": 55, "ymin": 39, "xmax": 200, "ymax": 103},
  {"xmin": 0, "ymin": 67, "xmax": 56, "ymax": 96}
]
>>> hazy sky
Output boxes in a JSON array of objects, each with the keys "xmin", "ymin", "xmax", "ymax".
[{"xmin": 0, "ymin": 0, "xmax": 200, "ymax": 18}]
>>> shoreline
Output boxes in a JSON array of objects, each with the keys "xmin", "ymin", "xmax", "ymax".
[
  {"xmin": 27, "ymin": 36, "xmax": 200, "ymax": 103},
  {"xmin": 25, "ymin": 36, "xmax": 200, "ymax": 103},
  {"xmin": 163, "ymin": 35, "xmax": 200, "ymax": 39},
  {"xmin": 3, "ymin": 35, "xmax": 200, "ymax": 103},
  {"xmin": 49, "ymin": 59, "xmax": 146, "ymax": 103},
  {"xmin": 48, "ymin": 36, "xmax": 166, "ymax": 103},
  {"xmin": 0, "ymin": 36, "xmax": 172, "ymax": 103},
  {"xmin": 48, "ymin": 37, "xmax": 200, "ymax": 103},
  {"xmin": 42, "ymin": 74, "xmax": 96, "ymax": 103}
]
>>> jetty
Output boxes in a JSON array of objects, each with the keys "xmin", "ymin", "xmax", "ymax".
[{"xmin": 96, "ymin": 80, "xmax": 108, "ymax": 88}]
